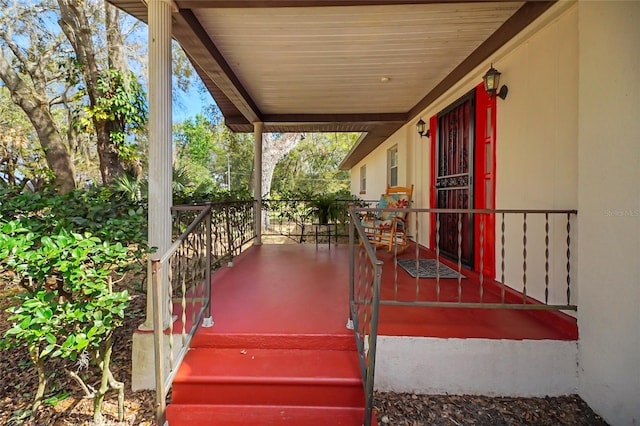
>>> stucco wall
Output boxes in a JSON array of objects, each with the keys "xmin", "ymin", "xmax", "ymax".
[
  {"xmin": 576, "ymin": 1, "xmax": 640, "ymax": 425},
  {"xmin": 375, "ymin": 336, "xmax": 578, "ymax": 397},
  {"xmin": 350, "ymin": 129, "xmax": 410, "ymax": 201},
  {"xmin": 496, "ymin": 4, "xmax": 579, "ymax": 308},
  {"xmin": 349, "ymin": 3, "xmax": 579, "ymax": 305}
]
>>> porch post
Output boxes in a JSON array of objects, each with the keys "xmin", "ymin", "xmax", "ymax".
[
  {"xmin": 254, "ymin": 121, "xmax": 263, "ymax": 245},
  {"xmin": 142, "ymin": 0, "xmax": 173, "ymax": 330}
]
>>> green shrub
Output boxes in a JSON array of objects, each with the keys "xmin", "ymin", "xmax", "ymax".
[{"xmin": 0, "ymin": 185, "xmax": 147, "ymax": 422}]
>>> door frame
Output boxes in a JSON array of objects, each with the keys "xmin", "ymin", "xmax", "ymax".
[{"xmin": 429, "ymin": 84, "xmax": 496, "ymax": 277}]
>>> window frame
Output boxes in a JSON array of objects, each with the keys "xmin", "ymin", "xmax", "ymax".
[
  {"xmin": 359, "ymin": 165, "xmax": 367, "ymax": 194},
  {"xmin": 387, "ymin": 145, "xmax": 398, "ymax": 187}
]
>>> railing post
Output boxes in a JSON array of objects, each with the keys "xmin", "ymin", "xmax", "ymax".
[
  {"xmin": 203, "ymin": 206, "xmax": 213, "ymax": 327},
  {"xmin": 225, "ymin": 204, "xmax": 234, "ymax": 265},
  {"xmin": 151, "ymin": 259, "xmax": 167, "ymax": 424},
  {"xmin": 346, "ymin": 207, "xmax": 355, "ymax": 330},
  {"xmin": 253, "ymin": 122, "xmax": 263, "ymax": 245},
  {"xmin": 364, "ymin": 263, "xmax": 382, "ymax": 426}
]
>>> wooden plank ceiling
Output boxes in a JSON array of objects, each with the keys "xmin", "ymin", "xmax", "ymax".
[{"xmin": 109, "ymin": 0, "xmax": 554, "ymax": 168}]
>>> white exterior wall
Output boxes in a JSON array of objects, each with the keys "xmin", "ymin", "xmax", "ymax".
[
  {"xmin": 497, "ymin": 5, "xmax": 579, "ymax": 307},
  {"xmin": 349, "ymin": 3, "xmax": 579, "ymax": 306},
  {"xmin": 349, "ymin": 3, "xmax": 640, "ymax": 422},
  {"xmin": 375, "ymin": 336, "xmax": 578, "ymax": 397},
  {"xmin": 577, "ymin": 1, "xmax": 640, "ymax": 425},
  {"xmin": 351, "ymin": 130, "xmax": 410, "ymax": 201}
]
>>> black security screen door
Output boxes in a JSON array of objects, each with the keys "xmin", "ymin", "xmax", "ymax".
[{"xmin": 436, "ymin": 90, "xmax": 475, "ymax": 266}]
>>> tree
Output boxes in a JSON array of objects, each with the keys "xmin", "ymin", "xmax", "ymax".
[
  {"xmin": 258, "ymin": 133, "xmax": 302, "ymax": 199},
  {"xmin": 0, "ymin": 0, "xmax": 76, "ymax": 192},
  {"xmin": 58, "ymin": 0, "xmax": 147, "ymax": 185},
  {"xmin": 0, "ymin": 0, "xmax": 149, "ymax": 191},
  {"xmin": 272, "ymin": 132, "xmax": 357, "ymax": 196},
  {"xmin": 0, "ymin": 86, "xmax": 49, "ymax": 190},
  {"xmin": 172, "ymin": 110, "xmax": 254, "ymax": 202}
]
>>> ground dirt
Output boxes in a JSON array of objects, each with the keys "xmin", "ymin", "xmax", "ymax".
[{"xmin": 1, "ymin": 270, "xmax": 607, "ymax": 425}]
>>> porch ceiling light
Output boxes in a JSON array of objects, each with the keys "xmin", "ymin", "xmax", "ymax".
[
  {"xmin": 483, "ymin": 64, "xmax": 509, "ymax": 100},
  {"xmin": 416, "ymin": 119, "xmax": 430, "ymax": 139}
]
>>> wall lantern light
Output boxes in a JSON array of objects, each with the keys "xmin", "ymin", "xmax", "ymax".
[
  {"xmin": 483, "ymin": 64, "xmax": 508, "ymax": 100},
  {"xmin": 416, "ymin": 119, "xmax": 430, "ymax": 138}
]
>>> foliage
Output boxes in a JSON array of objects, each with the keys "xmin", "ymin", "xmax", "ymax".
[
  {"xmin": 309, "ymin": 189, "xmax": 364, "ymax": 224},
  {"xmin": 0, "ymin": 184, "xmax": 147, "ymax": 420},
  {"xmin": 0, "ymin": 87, "xmax": 51, "ymax": 190},
  {"xmin": 0, "ymin": 227, "xmax": 130, "ymax": 361},
  {"xmin": 310, "ymin": 193, "xmax": 342, "ymax": 224},
  {"xmin": 173, "ymin": 111, "xmax": 254, "ymax": 201},
  {"xmin": 75, "ymin": 69, "xmax": 148, "ymax": 163},
  {"xmin": 272, "ymin": 133, "xmax": 357, "ymax": 196}
]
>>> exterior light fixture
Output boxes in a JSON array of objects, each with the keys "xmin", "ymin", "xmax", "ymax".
[
  {"xmin": 483, "ymin": 64, "xmax": 508, "ymax": 100},
  {"xmin": 416, "ymin": 118, "xmax": 430, "ymax": 138}
]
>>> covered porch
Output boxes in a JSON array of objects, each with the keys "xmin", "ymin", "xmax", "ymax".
[
  {"xmin": 151, "ymin": 223, "xmax": 577, "ymax": 424},
  {"xmin": 200, "ymin": 243, "xmax": 576, "ymax": 342}
]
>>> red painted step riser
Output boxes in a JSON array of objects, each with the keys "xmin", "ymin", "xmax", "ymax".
[
  {"xmin": 171, "ymin": 382, "xmax": 365, "ymax": 407},
  {"xmin": 190, "ymin": 333, "xmax": 356, "ymax": 351},
  {"xmin": 166, "ymin": 404, "xmax": 377, "ymax": 426}
]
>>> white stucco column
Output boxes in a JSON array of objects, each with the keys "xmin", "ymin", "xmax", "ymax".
[
  {"xmin": 254, "ymin": 122, "xmax": 263, "ymax": 245},
  {"xmin": 142, "ymin": 0, "xmax": 173, "ymax": 330}
]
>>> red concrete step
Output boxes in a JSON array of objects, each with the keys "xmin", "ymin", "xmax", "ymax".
[
  {"xmin": 171, "ymin": 347, "xmax": 364, "ymax": 407},
  {"xmin": 190, "ymin": 331, "xmax": 356, "ymax": 351},
  {"xmin": 166, "ymin": 404, "xmax": 376, "ymax": 425}
]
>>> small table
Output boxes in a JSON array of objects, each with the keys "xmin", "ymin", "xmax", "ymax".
[{"xmin": 314, "ymin": 223, "xmax": 335, "ymax": 250}]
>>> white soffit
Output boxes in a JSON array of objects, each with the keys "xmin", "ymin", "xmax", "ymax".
[{"xmin": 193, "ymin": 2, "xmax": 523, "ymax": 115}]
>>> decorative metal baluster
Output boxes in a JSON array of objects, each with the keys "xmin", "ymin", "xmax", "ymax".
[
  {"xmin": 566, "ymin": 213, "xmax": 572, "ymax": 306},
  {"xmin": 544, "ymin": 213, "xmax": 550, "ymax": 304},
  {"xmin": 479, "ymin": 215, "xmax": 484, "ymax": 303},
  {"xmin": 414, "ymin": 210, "xmax": 420, "ymax": 301},
  {"xmin": 436, "ymin": 213, "xmax": 441, "ymax": 302},
  {"xmin": 522, "ymin": 213, "xmax": 527, "ymax": 304},
  {"xmin": 393, "ymin": 240, "xmax": 399, "ymax": 300},
  {"xmin": 168, "ymin": 256, "xmax": 175, "ymax": 376},
  {"xmin": 501, "ymin": 212, "xmax": 505, "ymax": 304},
  {"xmin": 181, "ymin": 243, "xmax": 188, "ymax": 346},
  {"xmin": 457, "ymin": 212, "xmax": 463, "ymax": 303}
]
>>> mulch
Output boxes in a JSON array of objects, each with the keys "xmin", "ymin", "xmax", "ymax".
[
  {"xmin": 375, "ymin": 392, "xmax": 608, "ymax": 426},
  {"xmin": 1, "ymin": 276, "xmax": 608, "ymax": 425}
]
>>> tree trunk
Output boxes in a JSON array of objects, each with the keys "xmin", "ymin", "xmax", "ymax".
[
  {"xmin": 95, "ymin": 120, "xmax": 125, "ymax": 185},
  {"xmin": 259, "ymin": 133, "xmax": 301, "ymax": 199},
  {"xmin": 0, "ymin": 50, "xmax": 76, "ymax": 193},
  {"xmin": 58, "ymin": 0, "xmax": 126, "ymax": 185}
]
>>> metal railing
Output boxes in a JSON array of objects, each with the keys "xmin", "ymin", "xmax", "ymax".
[
  {"xmin": 348, "ymin": 207, "xmax": 578, "ymax": 426},
  {"xmin": 151, "ymin": 200, "xmax": 256, "ymax": 424},
  {"xmin": 354, "ymin": 207, "xmax": 578, "ymax": 310},
  {"xmin": 348, "ymin": 206, "xmax": 383, "ymax": 426},
  {"xmin": 262, "ymin": 198, "xmax": 357, "ymax": 243}
]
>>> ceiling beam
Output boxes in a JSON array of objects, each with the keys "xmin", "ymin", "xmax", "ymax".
[
  {"xmin": 175, "ymin": 8, "xmax": 262, "ymax": 123},
  {"xmin": 175, "ymin": 0, "xmax": 505, "ymax": 9},
  {"xmin": 261, "ymin": 113, "xmax": 407, "ymax": 125}
]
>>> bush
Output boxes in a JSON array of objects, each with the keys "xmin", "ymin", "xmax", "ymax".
[{"xmin": 0, "ymin": 185, "xmax": 147, "ymax": 422}]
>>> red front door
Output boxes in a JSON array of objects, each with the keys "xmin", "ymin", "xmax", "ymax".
[
  {"xmin": 434, "ymin": 89, "xmax": 475, "ymax": 267},
  {"xmin": 429, "ymin": 84, "xmax": 496, "ymax": 277}
]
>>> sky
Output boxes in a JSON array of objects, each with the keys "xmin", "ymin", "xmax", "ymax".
[{"xmin": 173, "ymin": 84, "xmax": 213, "ymax": 123}]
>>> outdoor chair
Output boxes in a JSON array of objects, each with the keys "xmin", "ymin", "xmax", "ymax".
[{"xmin": 361, "ymin": 184, "xmax": 413, "ymax": 252}]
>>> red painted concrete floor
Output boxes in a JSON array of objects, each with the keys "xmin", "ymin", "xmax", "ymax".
[{"xmin": 193, "ymin": 243, "xmax": 577, "ymax": 342}]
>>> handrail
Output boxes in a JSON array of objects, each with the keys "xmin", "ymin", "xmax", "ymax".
[
  {"xmin": 348, "ymin": 206, "xmax": 578, "ymax": 425},
  {"xmin": 348, "ymin": 206, "xmax": 383, "ymax": 426},
  {"xmin": 352, "ymin": 207, "xmax": 578, "ymax": 311},
  {"xmin": 152, "ymin": 200, "xmax": 256, "ymax": 424}
]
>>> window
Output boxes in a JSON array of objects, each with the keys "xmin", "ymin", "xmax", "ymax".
[
  {"xmin": 387, "ymin": 145, "xmax": 398, "ymax": 187},
  {"xmin": 359, "ymin": 165, "xmax": 367, "ymax": 193}
]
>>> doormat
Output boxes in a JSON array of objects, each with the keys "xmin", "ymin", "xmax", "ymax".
[{"xmin": 396, "ymin": 259, "xmax": 466, "ymax": 279}]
